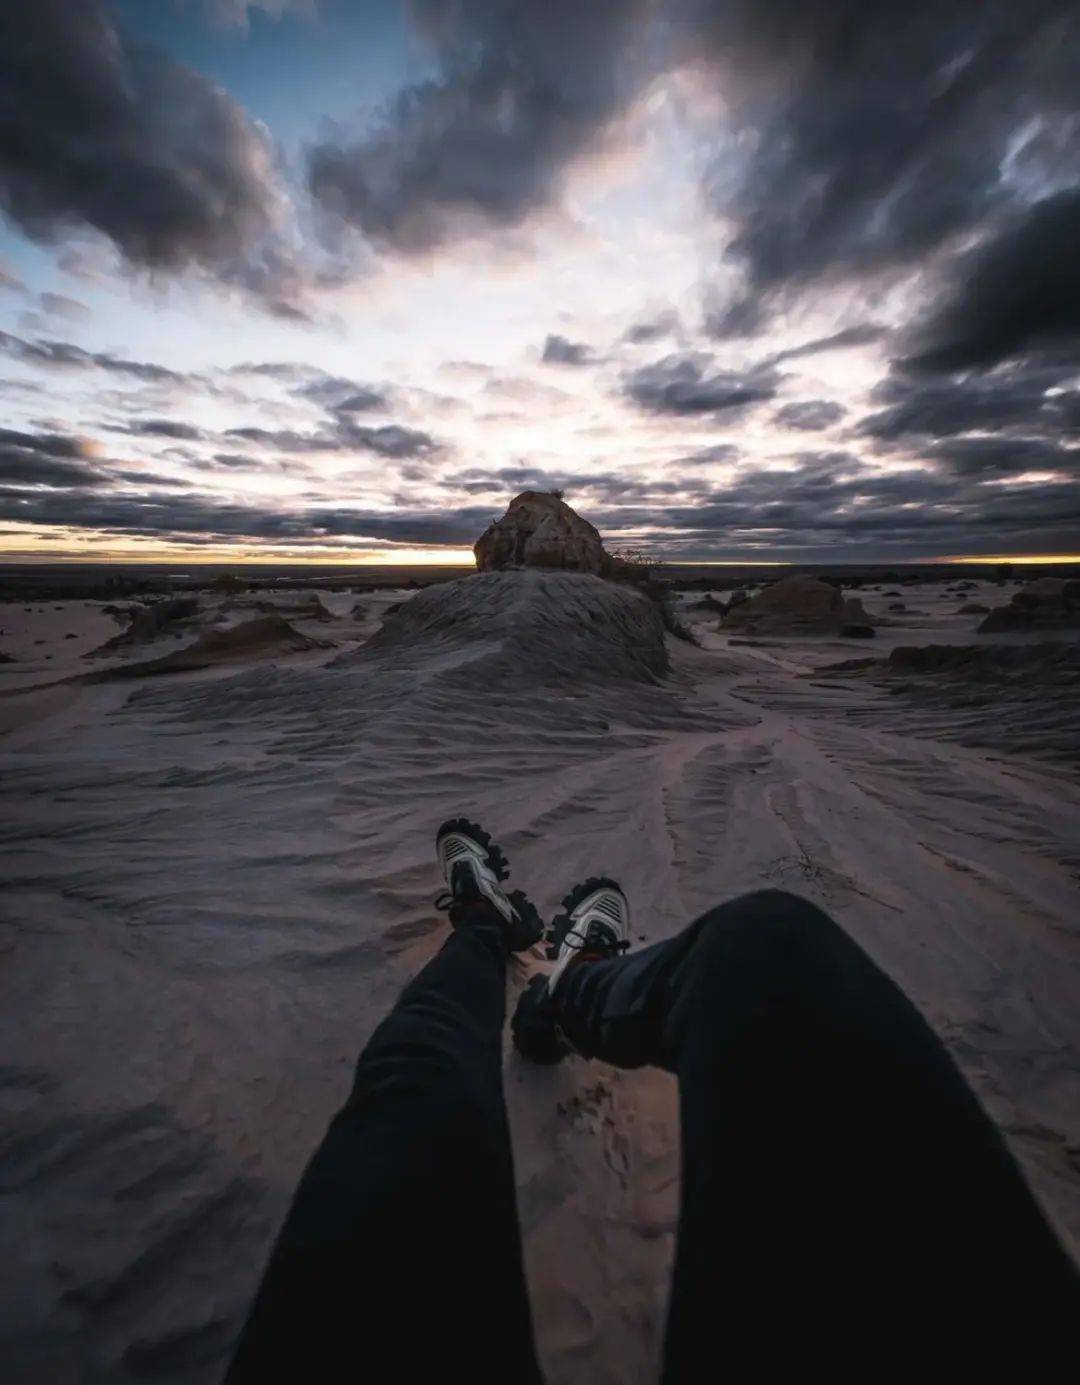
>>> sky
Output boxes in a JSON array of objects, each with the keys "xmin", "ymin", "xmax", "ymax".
[{"xmin": 0, "ymin": 1, "xmax": 1078, "ymax": 565}]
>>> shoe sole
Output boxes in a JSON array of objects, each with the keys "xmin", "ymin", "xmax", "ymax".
[
  {"xmin": 546, "ymin": 876, "xmax": 625, "ymax": 960},
  {"xmin": 437, "ymin": 817, "xmax": 510, "ymax": 880}
]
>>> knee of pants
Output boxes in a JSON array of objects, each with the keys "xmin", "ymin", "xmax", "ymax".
[{"xmin": 688, "ymin": 888, "xmax": 849, "ymax": 981}]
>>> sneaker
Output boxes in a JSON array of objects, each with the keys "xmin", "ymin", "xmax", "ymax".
[
  {"xmin": 435, "ymin": 818, "xmax": 543, "ymax": 952},
  {"xmin": 512, "ymin": 877, "xmax": 631, "ymax": 1064}
]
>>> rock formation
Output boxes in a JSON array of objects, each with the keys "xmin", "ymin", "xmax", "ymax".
[
  {"xmin": 722, "ymin": 576, "xmax": 874, "ymax": 635},
  {"xmin": 978, "ymin": 577, "xmax": 1080, "ymax": 633},
  {"xmin": 474, "ymin": 492, "xmax": 609, "ymax": 575}
]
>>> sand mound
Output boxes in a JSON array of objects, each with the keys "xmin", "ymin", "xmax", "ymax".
[
  {"xmin": 87, "ymin": 615, "xmax": 332, "ymax": 679},
  {"xmin": 350, "ymin": 568, "xmax": 669, "ymax": 686},
  {"xmin": 723, "ymin": 575, "xmax": 873, "ymax": 635},
  {"xmin": 87, "ymin": 597, "xmax": 200, "ymax": 655}
]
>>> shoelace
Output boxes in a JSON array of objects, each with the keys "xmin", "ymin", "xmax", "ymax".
[{"xmin": 561, "ymin": 921, "xmax": 629, "ymax": 956}]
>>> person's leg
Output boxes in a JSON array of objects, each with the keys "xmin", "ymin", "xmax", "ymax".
[
  {"xmin": 227, "ymin": 835, "xmax": 544, "ymax": 1384},
  {"xmin": 537, "ymin": 889, "xmax": 1079, "ymax": 1376}
]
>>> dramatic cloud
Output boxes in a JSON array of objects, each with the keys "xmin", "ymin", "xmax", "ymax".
[
  {"xmin": 308, "ymin": 0, "xmax": 650, "ymax": 250},
  {"xmin": 0, "ymin": 428, "xmax": 95, "ymax": 460},
  {"xmin": 926, "ymin": 436, "xmax": 1079, "ymax": 478},
  {"xmin": 1, "ymin": 2, "xmax": 1077, "ymax": 561},
  {"xmin": 0, "ymin": 329, "xmax": 201, "ymax": 386},
  {"xmin": 337, "ymin": 423, "xmax": 438, "ymax": 458},
  {"xmin": 859, "ymin": 365, "xmax": 1068, "ymax": 442},
  {"xmin": 541, "ymin": 334, "xmax": 591, "ymax": 365},
  {"xmin": 696, "ymin": 2, "xmax": 1080, "ymax": 313},
  {"xmin": 0, "ymin": 451, "xmax": 107, "ymax": 488},
  {"xmin": 901, "ymin": 191, "xmax": 1080, "ymax": 372},
  {"xmin": 225, "ymin": 420, "xmax": 437, "ymax": 458},
  {"xmin": 769, "ymin": 325, "xmax": 887, "ymax": 364},
  {"xmin": 675, "ymin": 444, "xmax": 741, "ymax": 466},
  {"xmin": 0, "ymin": 487, "xmax": 493, "ymax": 548},
  {"xmin": 0, "ymin": 1, "xmax": 295, "ymax": 307},
  {"xmin": 39, "ymin": 292, "xmax": 91, "ymax": 322},
  {"xmin": 112, "ymin": 419, "xmax": 207, "ymax": 442},
  {"xmin": 624, "ymin": 353, "xmax": 778, "ymax": 414},
  {"xmin": 774, "ymin": 400, "xmax": 846, "ymax": 431},
  {"xmin": 0, "ymin": 428, "xmax": 103, "ymax": 488},
  {"xmin": 296, "ymin": 376, "xmax": 386, "ymax": 411},
  {"xmin": 624, "ymin": 310, "xmax": 680, "ymax": 344}
]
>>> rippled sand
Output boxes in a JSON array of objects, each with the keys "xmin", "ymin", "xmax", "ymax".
[{"xmin": 2, "ymin": 571, "xmax": 1078, "ymax": 1383}]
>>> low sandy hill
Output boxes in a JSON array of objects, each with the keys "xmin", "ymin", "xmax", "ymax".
[
  {"xmin": 351, "ymin": 568, "xmax": 669, "ymax": 687},
  {"xmin": 86, "ymin": 615, "xmax": 333, "ymax": 680}
]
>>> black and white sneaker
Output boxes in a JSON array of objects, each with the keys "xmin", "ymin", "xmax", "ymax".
[
  {"xmin": 435, "ymin": 819, "xmax": 543, "ymax": 952},
  {"xmin": 546, "ymin": 878, "xmax": 632, "ymax": 991},
  {"xmin": 512, "ymin": 878, "xmax": 631, "ymax": 1064}
]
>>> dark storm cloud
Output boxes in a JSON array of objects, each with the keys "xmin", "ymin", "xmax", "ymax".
[
  {"xmin": 901, "ymin": 191, "xmax": 1080, "ymax": 372},
  {"xmin": 861, "ymin": 358, "xmax": 1077, "ymax": 441},
  {"xmin": 769, "ymin": 325, "xmax": 887, "ymax": 364},
  {"xmin": 0, "ymin": 425, "xmax": 203, "ymax": 492},
  {"xmin": 308, "ymin": 0, "xmax": 650, "ymax": 251},
  {"xmin": 926, "ymin": 436, "xmax": 1079, "ymax": 478},
  {"xmin": 541, "ymin": 334, "xmax": 591, "ymax": 366},
  {"xmin": 0, "ymin": 449, "xmax": 107, "ymax": 488},
  {"xmin": 5, "ymin": 439, "xmax": 1077, "ymax": 556},
  {"xmin": 774, "ymin": 400, "xmax": 846, "ymax": 431},
  {"xmin": 0, "ymin": 428, "xmax": 94, "ymax": 459},
  {"xmin": 624, "ymin": 353, "xmax": 778, "ymax": 415},
  {"xmin": 300, "ymin": 0, "xmax": 1079, "ymax": 331},
  {"xmin": 702, "ymin": 293, "xmax": 765, "ymax": 341},
  {"xmin": 694, "ymin": 2, "xmax": 1080, "ymax": 307},
  {"xmin": 0, "ymin": 2, "xmax": 287, "ymax": 300},
  {"xmin": 0, "ymin": 486, "xmax": 492, "ymax": 548},
  {"xmin": 581, "ymin": 447, "xmax": 1080, "ymax": 557}
]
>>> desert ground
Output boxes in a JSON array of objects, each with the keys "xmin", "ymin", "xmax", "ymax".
[{"xmin": 2, "ymin": 566, "xmax": 1078, "ymax": 1383}]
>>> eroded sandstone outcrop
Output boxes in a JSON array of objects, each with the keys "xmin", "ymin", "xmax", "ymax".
[
  {"xmin": 978, "ymin": 577, "xmax": 1080, "ymax": 633},
  {"xmin": 722, "ymin": 576, "xmax": 874, "ymax": 635},
  {"xmin": 474, "ymin": 492, "xmax": 609, "ymax": 575}
]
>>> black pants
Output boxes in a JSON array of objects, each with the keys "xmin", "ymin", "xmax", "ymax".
[{"xmin": 226, "ymin": 891, "xmax": 1077, "ymax": 1382}]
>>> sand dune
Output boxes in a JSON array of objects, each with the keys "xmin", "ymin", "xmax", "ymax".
[
  {"xmin": 1, "ymin": 571, "xmax": 1078, "ymax": 1383},
  {"xmin": 84, "ymin": 615, "xmax": 334, "ymax": 680}
]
